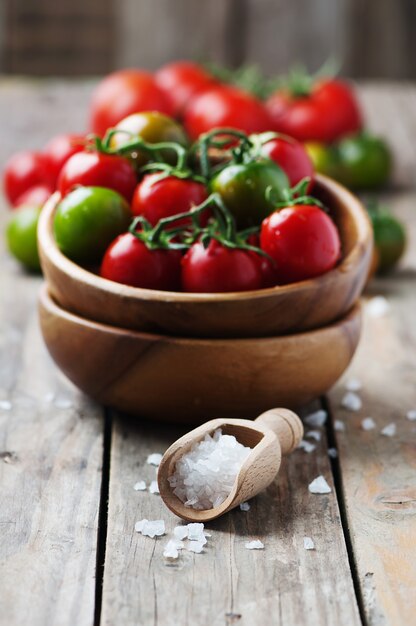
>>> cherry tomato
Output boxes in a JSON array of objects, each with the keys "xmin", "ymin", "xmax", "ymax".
[
  {"xmin": 131, "ymin": 174, "xmax": 209, "ymax": 227},
  {"xmin": 155, "ymin": 61, "xmax": 217, "ymax": 117},
  {"xmin": 368, "ymin": 205, "xmax": 406, "ymax": 274},
  {"xmin": 182, "ymin": 239, "xmax": 263, "ymax": 293},
  {"xmin": 58, "ymin": 151, "xmax": 137, "ymax": 202},
  {"xmin": 266, "ymin": 79, "xmax": 362, "ymax": 143},
  {"xmin": 110, "ymin": 111, "xmax": 188, "ymax": 166},
  {"xmin": 13, "ymin": 184, "xmax": 53, "ymax": 209},
  {"xmin": 336, "ymin": 134, "xmax": 391, "ymax": 189},
  {"xmin": 184, "ymin": 85, "xmax": 273, "ymax": 140},
  {"xmin": 90, "ymin": 69, "xmax": 173, "ymax": 137},
  {"xmin": 260, "ymin": 135, "xmax": 315, "ymax": 188},
  {"xmin": 4, "ymin": 151, "xmax": 54, "ymax": 206},
  {"xmin": 260, "ymin": 205, "xmax": 341, "ymax": 284},
  {"xmin": 210, "ymin": 159, "xmax": 289, "ymax": 227},
  {"xmin": 54, "ymin": 187, "xmax": 131, "ymax": 263},
  {"xmin": 43, "ymin": 133, "xmax": 85, "ymax": 185},
  {"xmin": 6, "ymin": 205, "xmax": 41, "ymax": 271},
  {"xmin": 100, "ymin": 233, "xmax": 182, "ymax": 290}
]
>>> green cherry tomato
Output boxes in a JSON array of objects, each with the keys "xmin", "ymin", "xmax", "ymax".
[
  {"xmin": 6, "ymin": 205, "xmax": 41, "ymax": 271},
  {"xmin": 54, "ymin": 186, "xmax": 131, "ymax": 263},
  {"xmin": 368, "ymin": 205, "xmax": 406, "ymax": 274},
  {"xmin": 110, "ymin": 111, "xmax": 189, "ymax": 166},
  {"xmin": 304, "ymin": 142, "xmax": 339, "ymax": 178},
  {"xmin": 210, "ymin": 159, "xmax": 290, "ymax": 227},
  {"xmin": 336, "ymin": 133, "xmax": 392, "ymax": 189}
]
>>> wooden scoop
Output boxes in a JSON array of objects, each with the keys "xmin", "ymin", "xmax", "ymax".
[{"xmin": 157, "ymin": 408, "xmax": 303, "ymax": 522}]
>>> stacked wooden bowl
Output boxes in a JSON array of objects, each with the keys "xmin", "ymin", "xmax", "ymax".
[{"xmin": 38, "ymin": 175, "xmax": 373, "ymax": 423}]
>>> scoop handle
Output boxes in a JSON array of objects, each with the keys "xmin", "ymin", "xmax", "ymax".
[{"xmin": 255, "ymin": 408, "xmax": 303, "ymax": 455}]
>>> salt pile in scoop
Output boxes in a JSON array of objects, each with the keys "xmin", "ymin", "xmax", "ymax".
[{"xmin": 168, "ymin": 429, "xmax": 252, "ymax": 510}]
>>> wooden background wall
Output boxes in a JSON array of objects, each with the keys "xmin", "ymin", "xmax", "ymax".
[{"xmin": 2, "ymin": 0, "xmax": 416, "ymax": 79}]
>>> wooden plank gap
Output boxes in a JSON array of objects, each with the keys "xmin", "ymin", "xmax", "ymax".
[
  {"xmin": 94, "ymin": 409, "xmax": 113, "ymax": 626},
  {"xmin": 322, "ymin": 394, "xmax": 367, "ymax": 626}
]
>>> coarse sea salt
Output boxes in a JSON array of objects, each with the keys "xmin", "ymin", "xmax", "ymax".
[
  {"xmin": 245, "ymin": 540, "xmax": 264, "ymax": 550},
  {"xmin": 298, "ymin": 439, "xmax": 316, "ymax": 454},
  {"xmin": 406, "ymin": 410, "xmax": 416, "ymax": 421},
  {"xmin": 188, "ymin": 540, "xmax": 205, "ymax": 553},
  {"xmin": 163, "ymin": 539, "xmax": 180, "ymax": 560},
  {"xmin": 173, "ymin": 526, "xmax": 189, "ymax": 541},
  {"xmin": 361, "ymin": 417, "xmax": 376, "ymax": 431},
  {"xmin": 334, "ymin": 420, "xmax": 345, "ymax": 432},
  {"xmin": 303, "ymin": 537, "xmax": 315, "ymax": 550},
  {"xmin": 367, "ymin": 296, "xmax": 390, "ymax": 318},
  {"xmin": 304, "ymin": 410, "xmax": 327, "ymax": 428},
  {"xmin": 240, "ymin": 502, "xmax": 250, "ymax": 512},
  {"xmin": 134, "ymin": 480, "xmax": 147, "ymax": 491},
  {"xmin": 147, "ymin": 453, "xmax": 163, "ymax": 466},
  {"xmin": 149, "ymin": 480, "xmax": 160, "ymax": 495},
  {"xmin": 341, "ymin": 391, "xmax": 362, "ymax": 412},
  {"xmin": 381, "ymin": 423, "xmax": 396, "ymax": 437},
  {"xmin": 306, "ymin": 430, "xmax": 321, "ymax": 442},
  {"xmin": 135, "ymin": 519, "xmax": 165, "ymax": 538},
  {"xmin": 345, "ymin": 378, "xmax": 362, "ymax": 392},
  {"xmin": 308, "ymin": 476, "xmax": 332, "ymax": 494},
  {"xmin": 168, "ymin": 429, "xmax": 252, "ymax": 510}
]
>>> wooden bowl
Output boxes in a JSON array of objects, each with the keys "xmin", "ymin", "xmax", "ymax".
[
  {"xmin": 38, "ymin": 175, "xmax": 372, "ymax": 338},
  {"xmin": 39, "ymin": 285, "xmax": 362, "ymax": 423}
]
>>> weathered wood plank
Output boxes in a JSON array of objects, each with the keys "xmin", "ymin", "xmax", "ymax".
[
  {"xmin": 328, "ymin": 191, "xmax": 416, "ymax": 626},
  {"xmin": 101, "ymin": 406, "xmax": 360, "ymax": 626},
  {"xmin": 0, "ymin": 83, "xmax": 103, "ymax": 626}
]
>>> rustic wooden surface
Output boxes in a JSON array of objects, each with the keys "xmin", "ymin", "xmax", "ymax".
[
  {"xmin": 0, "ymin": 80, "xmax": 415, "ymax": 626},
  {"xmin": 3, "ymin": 0, "xmax": 416, "ymax": 79}
]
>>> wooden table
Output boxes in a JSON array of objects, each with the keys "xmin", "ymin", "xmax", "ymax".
[{"xmin": 0, "ymin": 80, "xmax": 415, "ymax": 626}]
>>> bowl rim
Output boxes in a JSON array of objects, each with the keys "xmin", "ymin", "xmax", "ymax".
[
  {"xmin": 40, "ymin": 284, "xmax": 362, "ymax": 346},
  {"xmin": 38, "ymin": 174, "xmax": 372, "ymax": 304}
]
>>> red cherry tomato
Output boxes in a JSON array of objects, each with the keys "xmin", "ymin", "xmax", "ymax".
[
  {"xmin": 14, "ymin": 184, "xmax": 53, "ymax": 208},
  {"xmin": 260, "ymin": 135, "xmax": 315, "ymax": 189},
  {"xmin": 90, "ymin": 69, "xmax": 173, "ymax": 136},
  {"xmin": 155, "ymin": 61, "xmax": 216, "ymax": 117},
  {"xmin": 43, "ymin": 133, "xmax": 85, "ymax": 185},
  {"xmin": 131, "ymin": 174, "xmax": 209, "ymax": 227},
  {"xmin": 4, "ymin": 151, "xmax": 54, "ymax": 206},
  {"xmin": 184, "ymin": 85, "xmax": 273, "ymax": 140},
  {"xmin": 182, "ymin": 239, "xmax": 263, "ymax": 293},
  {"xmin": 266, "ymin": 79, "xmax": 362, "ymax": 143},
  {"xmin": 260, "ymin": 205, "xmax": 341, "ymax": 284},
  {"xmin": 100, "ymin": 233, "xmax": 182, "ymax": 291},
  {"xmin": 58, "ymin": 152, "xmax": 137, "ymax": 202}
]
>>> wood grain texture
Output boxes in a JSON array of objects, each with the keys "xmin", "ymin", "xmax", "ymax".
[
  {"xmin": 101, "ymin": 405, "xmax": 361, "ymax": 626},
  {"xmin": 0, "ymin": 80, "xmax": 103, "ymax": 626},
  {"xmin": 38, "ymin": 286, "xmax": 362, "ymax": 422},
  {"xmin": 328, "ymin": 191, "xmax": 416, "ymax": 626}
]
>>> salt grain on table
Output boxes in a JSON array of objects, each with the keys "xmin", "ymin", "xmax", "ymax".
[
  {"xmin": 187, "ymin": 540, "xmax": 205, "ymax": 553},
  {"xmin": 406, "ymin": 410, "xmax": 416, "ymax": 421},
  {"xmin": 334, "ymin": 420, "xmax": 345, "ymax": 432},
  {"xmin": 298, "ymin": 439, "xmax": 316, "ymax": 453},
  {"xmin": 187, "ymin": 523, "xmax": 206, "ymax": 543},
  {"xmin": 304, "ymin": 410, "xmax": 327, "ymax": 428},
  {"xmin": 381, "ymin": 423, "xmax": 397, "ymax": 437},
  {"xmin": 361, "ymin": 417, "xmax": 376, "ymax": 431},
  {"xmin": 149, "ymin": 480, "xmax": 160, "ymax": 494},
  {"xmin": 306, "ymin": 430, "xmax": 321, "ymax": 442},
  {"xmin": 173, "ymin": 526, "xmax": 189, "ymax": 541},
  {"xmin": 147, "ymin": 453, "xmax": 163, "ymax": 466},
  {"xmin": 308, "ymin": 476, "xmax": 332, "ymax": 494},
  {"xmin": 163, "ymin": 540, "xmax": 180, "ymax": 560},
  {"xmin": 245, "ymin": 540, "xmax": 264, "ymax": 550},
  {"xmin": 135, "ymin": 519, "xmax": 165, "ymax": 538},
  {"xmin": 134, "ymin": 480, "xmax": 146, "ymax": 491},
  {"xmin": 303, "ymin": 537, "xmax": 315, "ymax": 550},
  {"xmin": 367, "ymin": 295, "xmax": 390, "ymax": 317},
  {"xmin": 240, "ymin": 502, "xmax": 250, "ymax": 511},
  {"xmin": 168, "ymin": 429, "xmax": 251, "ymax": 510},
  {"xmin": 345, "ymin": 378, "xmax": 362, "ymax": 392},
  {"xmin": 341, "ymin": 391, "xmax": 362, "ymax": 411}
]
